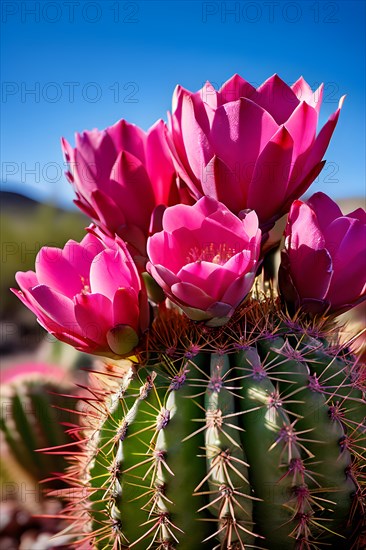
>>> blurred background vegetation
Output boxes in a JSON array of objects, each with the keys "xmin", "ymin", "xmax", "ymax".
[
  {"xmin": 0, "ymin": 191, "xmax": 94, "ymax": 548},
  {"xmin": 1, "ymin": 192, "xmax": 88, "ymax": 357}
]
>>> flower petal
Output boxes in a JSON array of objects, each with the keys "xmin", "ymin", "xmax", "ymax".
[
  {"xmin": 147, "ymin": 263, "xmax": 180, "ymax": 291},
  {"xmin": 247, "ymin": 126, "xmax": 294, "ymax": 224},
  {"xmin": 291, "ymin": 77, "xmax": 324, "ymax": 116},
  {"xmin": 30, "ymin": 285, "xmax": 77, "ymax": 328},
  {"xmin": 35, "ymin": 247, "xmax": 82, "ymax": 298},
  {"xmin": 201, "ymin": 156, "xmax": 245, "ymax": 213},
  {"xmin": 255, "ymin": 74, "xmax": 300, "ymax": 124},
  {"xmin": 219, "ymin": 74, "xmax": 256, "ymax": 104},
  {"xmin": 91, "ymin": 189, "xmax": 126, "ymax": 236},
  {"xmin": 221, "ymin": 271, "xmax": 255, "ymax": 307},
  {"xmin": 306, "ymin": 192, "xmax": 342, "ymax": 233},
  {"xmin": 171, "ymin": 281, "xmax": 214, "ymax": 310},
  {"xmin": 107, "ymin": 119, "xmax": 146, "ymax": 161},
  {"xmin": 145, "ymin": 120, "xmax": 177, "ymax": 205},
  {"xmin": 90, "ymin": 249, "xmax": 133, "ymax": 300},
  {"xmin": 178, "ymin": 92, "xmax": 213, "ymax": 180},
  {"xmin": 301, "ymin": 98, "xmax": 344, "ymax": 177},
  {"xmin": 113, "ymin": 287, "xmax": 140, "ymax": 331},
  {"xmin": 289, "ymin": 246, "xmax": 333, "ymax": 301},
  {"xmin": 210, "ymin": 98, "xmax": 279, "ymax": 194},
  {"xmin": 285, "ymin": 101, "xmax": 318, "ymax": 159},
  {"xmin": 109, "ymin": 150, "xmax": 156, "ymax": 232},
  {"xmin": 15, "ymin": 270, "xmax": 38, "ymax": 290},
  {"xmin": 178, "ymin": 261, "xmax": 236, "ymax": 302},
  {"xmin": 74, "ymin": 293, "xmax": 113, "ymax": 347}
]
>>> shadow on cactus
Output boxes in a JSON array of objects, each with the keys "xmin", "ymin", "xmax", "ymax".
[{"xmin": 11, "ymin": 73, "xmax": 365, "ymax": 549}]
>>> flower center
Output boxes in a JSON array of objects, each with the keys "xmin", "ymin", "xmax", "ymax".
[
  {"xmin": 187, "ymin": 242, "xmax": 236, "ymax": 266},
  {"xmin": 80, "ymin": 276, "xmax": 91, "ymax": 294}
]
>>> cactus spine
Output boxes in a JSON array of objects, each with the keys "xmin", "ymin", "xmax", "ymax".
[{"xmin": 60, "ymin": 301, "xmax": 365, "ymax": 550}]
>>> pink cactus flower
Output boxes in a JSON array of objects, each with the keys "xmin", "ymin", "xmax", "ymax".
[
  {"xmin": 167, "ymin": 73, "xmax": 344, "ymax": 231},
  {"xmin": 279, "ymin": 192, "xmax": 366, "ymax": 316},
  {"xmin": 61, "ymin": 119, "xmax": 180, "ymax": 257},
  {"xmin": 0, "ymin": 363, "xmax": 68, "ymax": 386},
  {"xmin": 146, "ymin": 196, "xmax": 261, "ymax": 325},
  {"xmin": 12, "ymin": 232, "xmax": 149, "ymax": 357}
]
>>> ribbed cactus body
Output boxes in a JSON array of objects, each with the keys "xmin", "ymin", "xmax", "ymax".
[
  {"xmin": 0, "ymin": 369, "xmax": 80, "ymax": 492},
  {"xmin": 71, "ymin": 307, "xmax": 365, "ymax": 550}
]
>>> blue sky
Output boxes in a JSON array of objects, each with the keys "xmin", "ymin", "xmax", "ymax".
[{"xmin": 1, "ymin": 0, "xmax": 365, "ymax": 207}]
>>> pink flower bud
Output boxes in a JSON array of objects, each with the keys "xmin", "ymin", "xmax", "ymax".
[{"xmin": 279, "ymin": 192, "xmax": 366, "ymax": 316}]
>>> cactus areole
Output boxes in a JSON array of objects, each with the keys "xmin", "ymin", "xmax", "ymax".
[{"xmin": 12, "ymin": 74, "xmax": 365, "ymax": 549}]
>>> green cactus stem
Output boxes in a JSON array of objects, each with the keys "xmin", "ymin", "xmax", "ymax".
[
  {"xmin": 0, "ymin": 364, "xmax": 82, "ymax": 492},
  {"xmin": 58, "ymin": 300, "xmax": 365, "ymax": 549}
]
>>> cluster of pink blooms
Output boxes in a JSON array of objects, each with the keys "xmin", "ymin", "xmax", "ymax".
[{"xmin": 13, "ymin": 74, "xmax": 366, "ymax": 358}]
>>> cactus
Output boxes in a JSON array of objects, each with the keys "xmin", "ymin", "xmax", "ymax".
[
  {"xmin": 0, "ymin": 361, "xmax": 88, "ymax": 495},
  {"xmin": 12, "ymin": 73, "xmax": 366, "ymax": 550},
  {"xmin": 58, "ymin": 299, "xmax": 365, "ymax": 550}
]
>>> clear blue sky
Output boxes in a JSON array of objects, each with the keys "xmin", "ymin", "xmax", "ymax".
[{"xmin": 1, "ymin": 0, "xmax": 365, "ymax": 207}]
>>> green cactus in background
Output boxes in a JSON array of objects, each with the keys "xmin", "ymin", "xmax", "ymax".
[
  {"xmin": 0, "ymin": 360, "xmax": 87, "ymax": 496},
  {"xmin": 58, "ymin": 301, "xmax": 365, "ymax": 550}
]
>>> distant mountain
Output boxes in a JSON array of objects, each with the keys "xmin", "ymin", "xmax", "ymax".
[
  {"xmin": 1, "ymin": 188, "xmax": 364, "ymax": 219},
  {"xmin": 0, "ymin": 180, "xmax": 77, "ymax": 210},
  {"xmin": 0, "ymin": 190, "xmax": 86, "ymax": 219},
  {"xmin": 0, "ymin": 190, "xmax": 88, "ymax": 252},
  {"xmin": 0, "ymin": 190, "xmax": 41, "ymax": 212}
]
